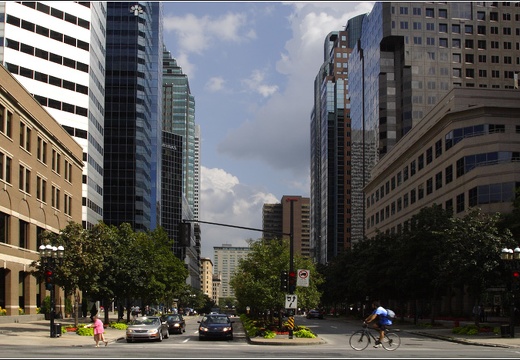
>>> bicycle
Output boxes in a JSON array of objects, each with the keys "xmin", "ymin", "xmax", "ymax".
[{"xmin": 349, "ymin": 323, "xmax": 401, "ymax": 351}]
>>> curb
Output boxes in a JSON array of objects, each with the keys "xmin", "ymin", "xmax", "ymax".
[{"xmin": 410, "ymin": 331, "xmax": 511, "ymax": 348}]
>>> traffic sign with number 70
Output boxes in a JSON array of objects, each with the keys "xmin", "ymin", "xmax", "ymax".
[{"xmin": 285, "ymin": 294, "xmax": 297, "ymax": 309}]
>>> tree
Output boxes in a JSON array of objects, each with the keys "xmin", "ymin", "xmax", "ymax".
[{"xmin": 230, "ymin": 238, "xmax": 322, "ymax": 322}]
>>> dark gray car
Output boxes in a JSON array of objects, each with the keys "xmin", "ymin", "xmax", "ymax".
[{"xmin": 198, "ymin": 314, "xmax": 234, "ymax": 340}]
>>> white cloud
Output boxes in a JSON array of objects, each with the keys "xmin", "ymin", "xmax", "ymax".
[
  {"xmin": 199, "ymin": 166, "xmax": 278, "ymax": 257},
  {"xmin": 163, "ymin": 11, "xmax": 256, "ymax": 79},
  {"xmin": 217, "ymin": 3, "xmax": 372, "ymax": 177},
  {"xmin": 205, "ymin": 76, "xmax": 226, "ymax": 93},
  {"xmin": 241, "ymin": 69, "xmax": 278, "ymax": 97}
]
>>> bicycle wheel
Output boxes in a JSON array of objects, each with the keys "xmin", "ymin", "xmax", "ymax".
[
  {"xmin": 381, "ymin": 332, "xmax": 401, "ymax": 351},
  {"xmin": 349, "ymin": 330, "xmax": 370, "ymax": 351}
]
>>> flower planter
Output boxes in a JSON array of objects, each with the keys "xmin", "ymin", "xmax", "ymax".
[{"xmin": 65, "ymin": 327, "xmax": 77, "ymax": 332}]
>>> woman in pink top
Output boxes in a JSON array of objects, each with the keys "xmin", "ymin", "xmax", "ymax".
[{"xmin": 86, "ymin": 315, "xmax": 108, "ymax": 347}]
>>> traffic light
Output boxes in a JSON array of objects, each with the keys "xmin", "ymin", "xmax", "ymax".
[
  {"xmin": 280, "ymin": 271, "xmax": 288, "ymax": 292},
  {"xmin": 512, "ymin": 270, "xmax": 520, "ymax": 291},
  {"xmin": 178, "ymin": 222, "xmax": 191, "ymax": 246},
  {"xmin": 288, "ymin": 271, "xmax": 297, "ymax": 293},
  {"xmin": 44, "ymin": 269, "xmax": 53, "ymax": 291}
]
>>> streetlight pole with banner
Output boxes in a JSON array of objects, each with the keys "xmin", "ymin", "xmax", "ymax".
[{"xmin": 39, "ymin": 244, "xmax": 65, "ymax": 338}]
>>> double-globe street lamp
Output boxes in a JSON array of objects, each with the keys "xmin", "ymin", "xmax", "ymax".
[
  {"xmin": 39, "ymin": 244, "xmax": 65, "ymax": 338},
  {"xmin": 500, "ymin": 247, "xmax": 520, "ymax": 338}
]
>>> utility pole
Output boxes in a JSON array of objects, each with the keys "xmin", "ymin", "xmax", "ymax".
[{"xmin": 285, "ymin": 197, "xmax": 298, "ymax": 339}]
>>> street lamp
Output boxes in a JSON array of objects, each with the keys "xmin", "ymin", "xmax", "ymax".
[
  {"xmin": 39, "ymin": 243, "xmax": 65, "ymax": 338},
  {"xmin": 500, "ymin": 247, "xmax": 520, "ymax": 338}
]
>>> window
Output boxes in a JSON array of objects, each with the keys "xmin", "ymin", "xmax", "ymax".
[
  {"xmin": 418, "ymin": 154, "xmax": 424, "ymax": 170},
  {"xmin": 478, "ymin": 55, "xmax": 487, "ymax": 63},
  {"xmin": 466, "ymin": 68, "xmax": 475, "ymax": 78},
  {"xmin": 478, "ymin": 40, "xmax": 486, "ymax": 50},
  {"xmin": 465, "ymin": 25, "xmax": 473, "ymax": 34},
  {"xmin": 439, "ymin": 9, "xmax": 447, "ymax": 18},
  {"xmin": 19, "ymin": 122, "xmax": 31, "ymax": 152},
  {"xmin": 452, "ymin": 39, "xmax": 461, "ymax": 48},
  {"xmin": 19, "ymin": 164, "xmax": 31, "ymax": 193},
  {"xmin": 456, "ymin": 193, "xmax": 465, "ymax": 213},
  {"xmin": 465, "ymin": 39, "xmax": 474, "ymax": 49},
  {"xmin": 64, "ymin": 159, "xmax": 72, "ymax": 182},
  {"xmin": 427, "ymin": 178, "xmax": 433, "ymax": 195},
  {"xmin": 477, "ymin": 25, "xmax": 486, "ymax": 35},
  {"xmin": 410, "ymin": 160, "xmax": 416, "ymax": 176},
  {"xmin": 435, "ymin": 172, "xmax": 443, "ymax": 190},
  {"xmin": 445, "ymin": 165, "xmax": 453, "ymax": 184},
  {"xmin": 439, "ymin": 38, "xmax": 448, "ymax": 47},
  {"xmin": 435, "ymin": 140, "xmax": 442, "ymax": 158},
  {"xmin": 51, "ymin": 149, "xmax": 61, "ymax": 174},
  {"xmin": 453, "ymin": 53, "xmax": 461, "ymax": 63},
  {"xmin": 19, "ymin": 220, "xmax": 28, "ymax": 249},
  {"xmin": 477, "ymin": 11, "xmax": 486, "ymax": 20},
  {"xmin": 64, "ymin": 193, "xmax": 72, "ymax": 216},
  {"xmin": 37, "ymin": 137, "xmax": 47, "ymax": 164},
  {"xmin": 465, "ymin": 54, "xmax": 474, "ymax": 63},
  {"xmin": 51, "ymin": 185, "xmax": 60, "ymax": 209},
  {"xmin": 0, "ymin": 104, "xmax": 12, "ymax": 138},
  {"xmin": 439, "ymin": 23, "xmax": 448, "ymax": 32},
  {"xmin": 0, "ymin": 211, "xmax": 9, "ymax": 244},
  {"xmin": 426, "ymin": 8, "xmax": 434, "ymax": 17},
  {"xmin": 0, "ymin": 151, "xmax": 12, "ymax": 184},
  {"xmin": 36, "ymin": 176, "xmax": 47, "ymax": 202},
  {"xmin": 426, "ymin": 147, "xmax": 433, "ymax": 164},
  {"xmin": 452, "ymin": 24, "xmax": 460, "ymax": 33}
]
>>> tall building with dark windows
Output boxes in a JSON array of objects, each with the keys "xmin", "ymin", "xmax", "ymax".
[
  {"xmin": 348, "ymin": 2, "xmax": 520, "ymax": 241},
  {"xmin": 0, "ymin": 1, "xmax": 107, "ymax": 230},
  {"xmin": 104, "ymin": 2, "xmax": 163, "ymax": 232},
  {"xmin": 310, "ymin": 15, "xmax": 363, "ymax": 264},
  {"xmin": 162, "ymin": 47, "xmax": 200, "ymax": 289}
]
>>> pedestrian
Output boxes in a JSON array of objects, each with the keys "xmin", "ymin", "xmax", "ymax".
[{"xmin": 85, "ymin": 314, "xmax": 108, "ymax": 347}]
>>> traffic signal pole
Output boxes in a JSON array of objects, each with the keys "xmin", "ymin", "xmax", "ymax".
[{"xmin": 286, "ymin": 197, "xmax": 298, "ymax": 339}]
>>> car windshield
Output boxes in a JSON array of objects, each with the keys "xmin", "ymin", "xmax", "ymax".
[
  {"xmin": 206, "ymin": 316, "xmax": 229, "ymax": 324},
  {"xmin": 166, "ymin": 315, "xmax": 180, "ymax": 321},
  {"xmin": 131, "ymin": 317, "xmax": 160, "ymax": 326}
]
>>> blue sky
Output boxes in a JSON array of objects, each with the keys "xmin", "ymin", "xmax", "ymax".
[{"xmin": 161, "ymin": 1, "xmax": 374, "ymax": 258}]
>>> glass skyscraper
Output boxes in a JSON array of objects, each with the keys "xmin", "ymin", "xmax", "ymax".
[{"xmin": 104, "ymin": 2, "xmax": 163, "ymax": 231}]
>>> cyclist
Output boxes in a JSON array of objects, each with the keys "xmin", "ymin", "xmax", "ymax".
[{"xmin": 364, "ymin": 300, "xmax": 392, "ymax": 348}]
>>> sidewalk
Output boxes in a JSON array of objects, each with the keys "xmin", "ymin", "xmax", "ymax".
[{"xmin": 2, "ymin": 314, "xmax": 520, "ymax": 348}]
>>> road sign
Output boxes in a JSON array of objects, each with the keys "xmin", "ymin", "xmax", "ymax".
[
  {"xmin": 297, "ymin": 269, "xmax": 309, "ymax": 287},
  {"xmin": 285, "ymin": 294, "xmax": 297, "ymax": 309}
]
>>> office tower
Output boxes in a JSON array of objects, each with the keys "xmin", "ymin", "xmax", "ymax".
[
  {"xmin": 200, "ymin": 257, "xmax": 213, "ymax": 299},
  {"xmin": 364, "ymin": 88, "xmax": 520, "ymax": 237},
  {"xmin": 162, "ymin": 47, "xmax": 200, "ymax": 288},
  {"xmin": 0, "ymin": 64, "xmax": 83, "ymax": 316},
  {"xmin": 0, "ymin": 1, "xmax": 106, "ymax": 229},
  {"xmin": 213, "ymin": 244, "xmax": 251, "ymax": 302},
  {"xmin": 104, "ymin": 2, "xmax": 163, "ymax": 231},
  {"xmin": 262, "ymin": 196, "xmax": 311, "ymax": 258},
  {"xmin": 348, "ymin": 2, "xmax": 520, "ymax": 239},
  {"xmin": 310, "ymin": 15, "xmax": 364, "ymax": 264}
]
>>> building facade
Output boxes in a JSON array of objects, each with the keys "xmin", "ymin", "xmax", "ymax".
[
  {"xmin": 213, "ymin": 244, "xmax": 251, "ymax": 302},
  {"xmin": 200, "ymin": 257, "xmax": 213, "ymax": 300},
  {"xmin": 0, "ymin": 64, "xmax": 83, "ymax": 316},
  {"xmin": 348, "ymin": 2, "xmax": 520, "ymax": 241},
  {"xmin": 0, "ymin": 1, "xmax": 106, "ymax": 230},
  {"xmin": 263, "ymin": 196, "xmax": 311, "ymax": 258},
  {"xmin": 310, "ymin": 15, "xmax": 364, "ymax": 264},
  {"xmin": 103, "ymin": 1, "xmax": 163, "ymax": 232},
  {"xmin": 365, "ymin": 88, "xmax": 520, "ymax": 237}
]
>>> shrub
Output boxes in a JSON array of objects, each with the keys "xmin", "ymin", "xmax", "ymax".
[
  {"xmin": 0, "ymin": 306, "xmax": 6, "ymax": 316},
  {"xmin": 294, "ymin": 328, "xmax": 316, "ymax": 338},
  {"xmin": 109, "ymin": 322, "xmax": 128, "ymax": 330},
  {"xmin": 76, "ymin": 325, "xmax": 94, "ymax": 337},
  {"xmin": 263, "ymin": 329, "xmax": 276, "ymax": 339}
]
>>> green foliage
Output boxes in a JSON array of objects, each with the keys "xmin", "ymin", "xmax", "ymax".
[
  {"xmin": 39, "ymin": 296, "xmax": 51, "ymax": 315},
  {"xmin": 109, "ymin": 322, "xmax": 128, "ymax": 330},
  {"xmin": 229, "ymin": 238, "xmax": 323, "ymax": 315},
  {"xmin": 241, "ymin": 315, "xmax": 260, "ymax": 337},
  {"xmin": 294, "ymin": 328, "xmax": 316, "ymax": 338},
  {"xmin": 452, "ymin": 324, "xmax": 486, "ymax": 335},
  {"xmin": 263, "ymin": 329, "xmax": 276, "ymax": 338},
  {"xmin": 76, "ymin": 325, "xmax": 94, "ymax": 336}
]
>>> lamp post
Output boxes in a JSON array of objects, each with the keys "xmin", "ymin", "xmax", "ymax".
[
  {"xmin": 500, "ymin": 247, "xmax": 520, "ymax": 338},
  {"xmin": 39, "ymin": 244, "xmax": 65, "ymax": 338}
]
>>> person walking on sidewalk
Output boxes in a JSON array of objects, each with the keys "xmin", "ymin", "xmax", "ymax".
[{"xmin": 85, "ymin": 315, "xmax": 108, "ymax": 347}]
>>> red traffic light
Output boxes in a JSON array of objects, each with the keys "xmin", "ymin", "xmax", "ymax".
[
  {"xmin": 513, "ymin": 271, "xmax": 520, "ymax": 278},
  {"xmin": 45, "ymin": 270, "xmax": 53, "ymax": 277}
]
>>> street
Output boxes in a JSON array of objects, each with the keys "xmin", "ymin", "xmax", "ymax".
[{"xmin": 1, "ymin": 316, "xmax": 520, "ymax": 358}]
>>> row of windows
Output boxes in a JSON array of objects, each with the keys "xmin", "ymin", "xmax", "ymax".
[
  {"xmin": 368, "ymin": 123, "xmax": 509, "ymax": 207},
  {"xmin": 367, "ymin": 182, "xmax": 518, "ymax": 232},
  {"xmin": 19, "ymin": 2, "xmax": 91, "ymax": 28},
  {"xmin": 6, "ymin": 14, "xmax": 89, "ymax": 51},
  {"xmin": 402, "ymin": 20, "xmax": 518, "ymax": 36},
  {"xmin": 5, "ymin": 38, "xmax": 89, "ymax": 73},
  {"xmin": 407, "ymin": 33, "xmax": 518, "ymax": 52},
  {"xmin": 6, "ymin": 85, "xmax": 89, "ymax": 117},
  {"xmin": 1, "ymin": 152, "xmax": 72, "ymax": 216}
]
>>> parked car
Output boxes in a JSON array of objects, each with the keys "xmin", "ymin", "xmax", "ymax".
[
  {"xmin": 306, "ymin": 309, "xmax": 324, "ymax": 319},
  {"xmin": 198, "ymin": 314, "xmax": 234, "ymax": 340},
  {"xmin": 160, "ymin": 313, "xmax": 186, "ymax": 334},
  {"xmin": 126, "ymin": 316, "xmax": 169, "ymax": 342}
]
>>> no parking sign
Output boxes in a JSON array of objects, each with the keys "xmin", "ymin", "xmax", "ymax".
[{"xmin": 297, "ymin": 269, "xmax": 309, "ymax": 287}]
